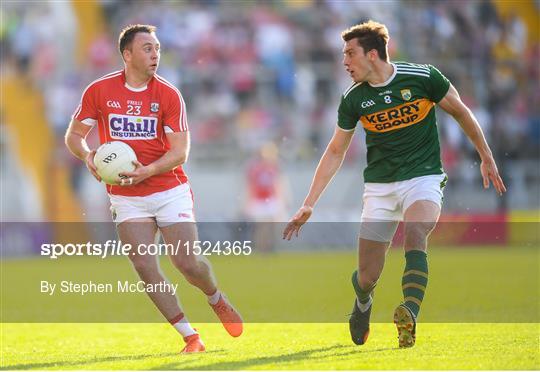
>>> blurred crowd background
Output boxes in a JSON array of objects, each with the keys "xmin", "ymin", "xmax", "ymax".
[{"xmin": 1, "ymin": 0, "xmax": 539, "ymax": 223}]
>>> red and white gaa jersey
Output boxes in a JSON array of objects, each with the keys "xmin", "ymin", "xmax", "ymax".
[
  {"xmin": 247, "ymin": 160, "xmax": 279, "ymax": 200},
  {"xmin": 73, "ymin": 70, "xmax": 189, "ymax": 196}
]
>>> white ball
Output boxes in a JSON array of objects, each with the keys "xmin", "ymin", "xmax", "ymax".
[{"xmin": 94, "ymin": 141, "xmax": 137, "ymax": 185}]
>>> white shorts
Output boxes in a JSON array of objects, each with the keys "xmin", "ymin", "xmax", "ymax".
[
  {"xmin": 361, "ymin": 174, "xmax": 447, "ymax": 222},
  {"xmin": 359, "ymin": 174, "xmax": 447, "ymax": 242},
  {"xmin": 109, "ymin": 183, "xmax": 195, "ymax": 227}
]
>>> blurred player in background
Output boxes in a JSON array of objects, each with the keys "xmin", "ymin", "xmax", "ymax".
[
  {"xmin": 283, "ymin": 20, "xmax": 506, "ymax": 348},
  {"xmin": 243, "ymin": 142, "xmax": 289, "ymax": 253},
  {"xmin": 65, "ymin": 24, "xmax": 242, "ymax": 353}
]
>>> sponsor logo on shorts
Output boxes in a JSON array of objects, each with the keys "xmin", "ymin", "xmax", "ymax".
[
  {"xmin": 108, "ymin": 114, "xmax": 157, "ymax": 140},
  {"xmin": 178, "ymin": 213, "xmax": 192, "ymax": 219}
]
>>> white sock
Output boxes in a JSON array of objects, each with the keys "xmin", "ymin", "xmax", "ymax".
[
  {"xmin": 357, "ymin": 296, "xmax": 373, "ymax": 313},
  {"xmin": 172, "ymin": 316, "xmax": 197, "ymax": 338},
  {"xmin": 207, "ymin": 289, "xmax": 221, "ymax": 305}
]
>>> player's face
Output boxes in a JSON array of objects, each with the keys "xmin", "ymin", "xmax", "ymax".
[
  {"xmin": 124, "ymin": 32, "xmax": 160, "ymax": 77},
  {"xmin": 342, "ymin": 39, "xmax": 373, "ymax": 83}
]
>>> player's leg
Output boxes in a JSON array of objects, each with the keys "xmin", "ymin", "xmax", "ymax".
[
  {"xmin": 161, "ymin": 222, "xmax": 243, "ymax": 337},
  {"xmin": 349, "ymin": 236, "xmax": 388, "ymax": 345},
  {"xmin": 350, "ymin": 219, "xmax": 398, "ymax": 345},
  {"xmin": 156, "ymin": 183, "xmax": 243, "ymax": 337},
  {"xmin": 402, "ymin": 200, "xmax": 440, "ymax": 315},
  {"xmin": 394, "ymin": 174, "xmax": 445, "ymax": 348},
  {"xmin": 160, "ymin": 222, "xmax": 216, "ymax": 294},
  {"xmin": 117, "ymin": 218, "xmax": 204, "ymax": 353},
  {"xmin": 351, "ymin": 181, "xmax": 400, "ymax": 345}
]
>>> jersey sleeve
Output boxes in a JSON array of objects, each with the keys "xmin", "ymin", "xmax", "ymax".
[
  {"xmin": 337, "ymin": 95, "xmax": 359, "ymax": 131},
  {"xmin": 73, "ymin": 83, "xmax": 98, "ymax": 126},
  {"xmin": 162, "ymin": 88, "xmax": 189, "ymax": 133},
  {"xmin": 427, "ymin": 65, "xmax": 451, "ymax": 103}
]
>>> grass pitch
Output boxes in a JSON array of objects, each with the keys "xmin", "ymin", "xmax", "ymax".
[
  {"xmin": 2, "ymin": 323, "xmax": 538, "ymax": 370},
  {"xmin": 1, "ymin": 247, "xmax": 539, "ymax": 369}
]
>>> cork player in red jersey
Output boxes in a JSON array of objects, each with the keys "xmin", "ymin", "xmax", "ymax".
[{"xmin": 65, "ymin": 24, "xmax": 242, "ymax": 353}]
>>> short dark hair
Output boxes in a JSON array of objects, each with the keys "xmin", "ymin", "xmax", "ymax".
[
  {"xmin": 341, "ymin": 20, "xmax": 389, "ymax": 61},
  {"xmin": 118, "ymin": 24, "xmax": 157, "ymax": 57}
]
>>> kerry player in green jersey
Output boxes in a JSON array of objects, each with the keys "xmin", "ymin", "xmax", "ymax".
[{"xmin": 283, "ymin": 20, "xmax": 506, "ymax": 348}]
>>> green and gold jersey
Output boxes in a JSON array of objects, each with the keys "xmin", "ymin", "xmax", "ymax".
[{"xmin": 338, "ymin": 62, "xmax": 450, "ymax": 183}]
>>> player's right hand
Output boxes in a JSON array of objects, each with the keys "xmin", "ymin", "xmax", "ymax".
[
  {"xmin": 85, "ymin": 150, "xmax": 101, "ymax": 182},
  {"xmin": 283, "ymin": 205, "xmax": 313, "ymax": 240},
  {"xmin": 480, "ymin": 156, "xmax": 506, "ymax": 196}
]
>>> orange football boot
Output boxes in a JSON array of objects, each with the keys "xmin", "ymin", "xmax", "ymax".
[
  {"xmin": 210, "ymin": 294, "xmax": 243, "ymax": 337},
  {"xmin": 181, "ymin": 333, "xmax": 205, "ymax": 353}
]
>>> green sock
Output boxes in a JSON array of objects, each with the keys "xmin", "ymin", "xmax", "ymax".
[
  {"xmin": 352, "ymin": 270, "xmax": 375, "ymax": 304},
  {"xmin": 401, "ymin": 250, "xmax": 428, "ymax": 317}
]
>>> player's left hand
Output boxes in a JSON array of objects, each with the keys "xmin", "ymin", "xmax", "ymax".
[
  {"xmin": 283, "ymin": 205, "xmax": 313, "ymax": 240},
  {"xmin": 480, "ymin": 156, "xmax": 506, "ymax": 196},
  {"xmin": 117, "ymin": 160, "xmax": 154, "ymax": 186}
]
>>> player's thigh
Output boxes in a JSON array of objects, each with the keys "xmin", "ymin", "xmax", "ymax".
[
  {"xmin": 159, "ymin": 222, "xmax": 199, "ymax": 267},
  {"xmin": 117, "ymin": 217, "xmax": 159, "ymax": 269},
  {"xmin": 402, "ymin": 174, "xmax": 446, "ymax": 222},
  {"xmin": 360, "ymin": 181, "xmax": 401, "ymax": 243},
  {"xmin": 403, "ymin": 200, "xmax": 441, "ymax": 224}
]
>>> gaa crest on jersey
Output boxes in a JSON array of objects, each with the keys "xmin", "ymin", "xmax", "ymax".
[
  {"xmin": 401, "ymin": 89, "xmax": 412, "ymax": 101},
  {"xmin": 108, "ymin": 114, "xmax": 158, "ymax": 140},
  {"xmin": 150, "ymin": 102, "xmax": 160, "ymax": 112}
]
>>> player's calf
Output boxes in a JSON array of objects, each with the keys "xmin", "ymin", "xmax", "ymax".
[{"xmin": 349, "ymin": 270, "xmax": 374, "ymax": 345}]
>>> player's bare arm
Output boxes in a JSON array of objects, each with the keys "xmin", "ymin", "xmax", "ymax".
[
  {"xmin": 119, "ymin": 131, "xmax": 190, "ymax": 186},
  {"xmin": 437, "ymin": 85, "xmax": 506, "ymax": 195},
  {"xmin": 65, "ymin": 118, "xmax": 100, "ymax": 181},
  {"xmin": 283, "ymin": 126, "xmax": 354, "ymax": 240}
]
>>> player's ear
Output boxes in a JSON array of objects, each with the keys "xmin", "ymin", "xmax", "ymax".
[
  {"xmin": 367, "ymin": 49, "xmax": 378, "ymax": 61},
  {"xmin": 122, "ymin": 48, "xmax": 131, "ymax": 62}
]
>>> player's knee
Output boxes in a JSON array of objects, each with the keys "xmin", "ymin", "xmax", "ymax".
[
  {"xmin": 405, "ymin": 222, "xmax": 435, "ymax": 239},
  {"xmin": 357, "ymin": 270, "xmax": 378, "ymax": 291},
  {"xmin": 173, "ymin": 259, "xmax": 201, "ymax": 279},
  {"xmin": 130, "ymin": 258, "xmax": 156, "ymax": 275},
  {"xmin": 404, "ymin": 222, "xmax": 435, "ymax": 248}
]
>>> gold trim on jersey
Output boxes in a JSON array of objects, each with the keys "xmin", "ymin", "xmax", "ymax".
[{"xmin": 360, "ymin": 98, "xmax": 434, "ymax": 133}]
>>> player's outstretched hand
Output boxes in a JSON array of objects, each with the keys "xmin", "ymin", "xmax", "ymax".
[
  {"xmin": 283, "ymin": 205, "xmax": 313, "ymax": 240},
  {"xmin": 480, "ymin": 156, "xmax": 506, "ymax": 196},
  {"xmin": 85, "ymin": 150, "xmax": 101, "ymax": 182},
  {"xmin": 118, "ymin": 160, "xmax": 154, "ymax": 186}
]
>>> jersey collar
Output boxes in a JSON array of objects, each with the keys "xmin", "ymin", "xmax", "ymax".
[
  {"xmin": 122, "ymin": 70, "xmax": 152, "ymax": 92},
  {"xmin": 368, "ymin": 63, "xmax": 396, "ymax": 88}
]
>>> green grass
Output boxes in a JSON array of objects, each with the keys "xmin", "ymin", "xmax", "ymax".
[
  {"xmin": 1, "ymin": 247, "xmax": 539, "ymax": 369},
  {"xmin": 2, "ymin": 323, "xmax": 538, "ymax": 370},
  {"xmin": 2, "ymin": 247, "xmax": 538, "ymax": 323}
]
